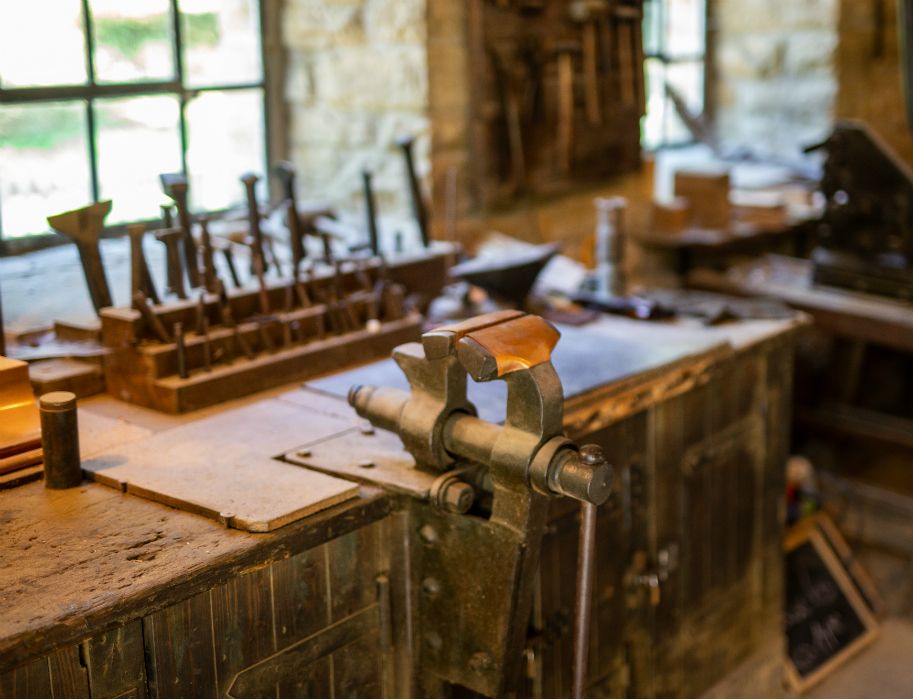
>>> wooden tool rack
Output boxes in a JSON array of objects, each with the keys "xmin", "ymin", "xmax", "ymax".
[{"xmin": 101, "ymin": 251, "xmax": 450, "ymax": 413}]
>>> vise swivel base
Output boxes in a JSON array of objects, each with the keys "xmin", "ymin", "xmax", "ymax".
[{"xmin": 348, "ymin": 311, "xmax": 611, "ymax": 697}]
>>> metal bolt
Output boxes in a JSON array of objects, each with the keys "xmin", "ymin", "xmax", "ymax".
[
  {"xmin": 422, "ymin": 577, "xmax": 441, "ymax": 597},
  {"xmin": 442, "ymin": 480, "xmax": 474, "ymax": 513},
  {"xmin": 358, "ymin": 460, "xmax": 375, "ymax": 469},
  {"xmin": 469, "ymin": 651, "xmax": 493, "ymax": 673},
  {"xmin": 296, "ymin": 448, "xmax": 312, "ymax": 458},
  {"xmin": 580, "ymin": 444, "xmax": 606, "ymax": 466},
  {"xmin": 418, "ymin": 524, "xmax": 438, "ymax": 545}
]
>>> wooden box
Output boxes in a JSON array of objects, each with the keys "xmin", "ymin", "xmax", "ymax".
[{"xmin": 674, "ymin": 169, "xmax": 732, "ymax": 230}]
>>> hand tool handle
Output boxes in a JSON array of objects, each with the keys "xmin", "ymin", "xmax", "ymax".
[
  {"xmin": 175, "ymin": 188, "xmax": 202, "ymax": 288},
  {"xmin": 174, "ymin": 322, "xmax": 188, "ymax": 379},
  {"xmin": 75, "ymin": 241, "xmax": 113, "ymax": 312},
  {"xmin": 40, "ymin": 391, "xmax": 82, "ymax": 489},
  {"xmin": 396, "ymin": 135, "xmax": 430, "ymax": 248},
  {"xmin": 362, "ymin": 169, "xmax": 381, "ymax": 256},
  {"xmin": 241, "ymin": 173, "xmax": 267, "ymax": 273}
]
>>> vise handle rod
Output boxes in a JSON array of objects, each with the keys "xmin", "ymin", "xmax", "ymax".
[{"xmin": 350, "ymin": 384, "xmax": 611, "ymax": 504}]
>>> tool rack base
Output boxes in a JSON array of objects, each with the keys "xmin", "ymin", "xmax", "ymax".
[{"xmin": 105, "ymin": 314, "xmax": 423, "ymax": 414}]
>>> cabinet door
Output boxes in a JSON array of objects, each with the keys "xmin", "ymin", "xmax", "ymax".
[
  {"xmin": 676, "ymin": 413, "xmax": 767, "ymax": 697},
  {"xmin": 529, "ymin": 412, "xmax": 648, "ymax": 698}
]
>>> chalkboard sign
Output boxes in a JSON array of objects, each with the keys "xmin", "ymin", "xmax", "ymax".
[{"xmin": 785, "ymin": 521, "xmax": 878, "ymax": 692}]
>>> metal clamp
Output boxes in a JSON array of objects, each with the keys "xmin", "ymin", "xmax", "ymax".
[{"xmin": 349, "ymin": 311, "xmax": 611, "ymax": 507}]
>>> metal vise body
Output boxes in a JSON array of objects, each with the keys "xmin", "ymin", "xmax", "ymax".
[{"xmin": 348, "ymin": 310, "xmax": 610, "ymax": 695}]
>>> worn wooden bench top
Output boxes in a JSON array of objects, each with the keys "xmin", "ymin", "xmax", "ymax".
[
  {"xmin": 689, "ymin": 255, "xmax": 913, "ymax": 352},
  {"xmin": 0, "ymin": 314, "xmax": 801, "ymax": 671}
]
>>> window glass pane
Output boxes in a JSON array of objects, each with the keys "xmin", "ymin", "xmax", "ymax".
[
  {"xmin": 0, "ymin": 1, "xmax": 87, "ymax": 87},
  {"xmin": 186, "ymin": 89, "xmax": 265, "ymax": 211},
  {"xmin": 0, "ymin": 102, "xmax": 91, "ymax": 238},
  {"xmin": 663, "ymin": 61, "xmax": 703, "ymax": 144},
  {"xmin": 95, "ymin": 95, "xmax": 182, "ymax": 223},
  {"xmin": 664, "ymin": 0, "xmax": 705, "ymax": 58},
  {"xmin": 91, "ymin": 0, "xmax": 175, "ymax": 83},
  {"xmin": 641, "ymin": 58, "xmax": 666, "ymax": 150},
  {"xmin": 666, "ymin": 60, "xmax": 704, "ymax": 114},
  {"xmin": 181, "ymin": 0, "xmax": 262, "ymax": 87},
  {"xmin": 642, "ymin": 0, "xmax": 663, "ymax": 56}
]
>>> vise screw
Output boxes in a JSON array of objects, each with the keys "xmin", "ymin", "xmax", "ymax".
[
  {"xmin": 348, "ymin": 309, "xmax": 611, "ymax": 508},
  {"xmin": 349, "ymin": 310, "xmax": 611, "ymax": 696}
]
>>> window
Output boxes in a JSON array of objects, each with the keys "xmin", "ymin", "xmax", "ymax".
[
  {"xmin": 0, "ymin": 0, "xmax": 269, "ymax": 246},
  {"xmin": 641, "ymin": 0, "xmax": 708, "ymax": 149}
]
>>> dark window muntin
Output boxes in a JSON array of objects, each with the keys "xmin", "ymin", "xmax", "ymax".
[{"xmin": 0, "ymin": 0, "xmax": 274, "ymax": 255}]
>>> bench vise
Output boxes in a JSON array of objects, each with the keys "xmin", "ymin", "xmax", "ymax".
[
  {"xmin": 348, "ymin": 310, "xmax": 611, "ymax": 696},
  {"xmin": 349, "ymin": 309, "xmax": 611, "ymax": 508}
]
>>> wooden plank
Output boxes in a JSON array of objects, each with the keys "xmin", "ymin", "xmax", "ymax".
[
  {"xmin": 227, "ymin": 607, "xmax": 378, "ymax": 698},
  {"xmin": 275, "ymin": 657, "xmax": 331, "ymax": 699},
  {"xmin": 143, "ymin": 590, "xmax": 218, "ymax": 698},
  {"xmin": 0, "ymin": 658, "xmax": 51, "ymax": 699},
  {"xmin": 332, "ymin": 632, "xmax": 384, "ymax": 698},
  {"xmin": 82, "ymin": 620, "xmax": 147, "ymax": 698},
  {"xmin": 211, "ymin": 567, "xmax": 276, "ymax": 698},
  {"xmin": 689, "ymin": 257, "xmax": 913, "ymax": 353},
  {"xmin": 46, "ymin": 646, "xmax": 89, "ymax": 698},
  {"xmin": 327, "ymin": 521, "xmax": 383, "ymax": 622},
  {"xmin": 28, "ymin": 358, "xmax": 104, "ymax": 399},
  {"xmin": 271, "ymin": 545, "xmax": 331, "ymax": 649},
  {"xmin": 83, "ymin": 398, "xmax": 360, "ymax": 532},
  {"xmin": 0, "ymin": 356, "xmax": 40, "ymax": 458}
]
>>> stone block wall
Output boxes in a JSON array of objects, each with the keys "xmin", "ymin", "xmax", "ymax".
[
  {"xmin": 711, "ymin": 0, "xmax": 839, "ymax": 162},
  {"xmin": 282, "ymin": 0, "xmax": 430, "ymax": 227}
]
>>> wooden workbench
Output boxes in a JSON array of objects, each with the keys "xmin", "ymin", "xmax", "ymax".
[
  {"xmin": 0, "ymin": 314, "xmax": 803, "ymax": 698},
  {"xmin": 690, "ymin": 255, "xmax": 913, "ymax": 455}
]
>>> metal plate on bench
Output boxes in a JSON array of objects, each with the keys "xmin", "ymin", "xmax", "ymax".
[{"xmin": 284, "ymin": 426, "xmax": 435, "ymax": 499}]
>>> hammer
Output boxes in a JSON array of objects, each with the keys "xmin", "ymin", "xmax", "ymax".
[
  {"xmin": 362, "ymin": 169, "xmax": 381, "ymax": 256},
  {"xmin": 47, "ymin": 201, "xmax": 114, "ymax": 314},
  {"xmin": 197, "ymin": 216, "xmax": 220, "ymax": 293},
  {"xmin": 240, "ymin": 173, "xmax": 267, "ymax": 274},
  {"xmin": 274, "ymin": 161, "xmax": 306, "ymax": 270},
  {"xmin": 396, "ymin": 135, "xmax": 430, "ymax": 248},
  {"xmin": 127, "ymin": 223, "xmax": 160, "ymax": 305},
  {"xmin": 160, "ymin": 173, "xmax": 202, "ymax": 289},
  {"xmin": 156, "ymin": 227, "xmax": 189, "ymax": 300}
]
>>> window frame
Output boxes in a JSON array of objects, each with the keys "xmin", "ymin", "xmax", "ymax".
[
  {"xmin": 0, "ymin": 0, "xmax": 284, "ymax": 256},
  {"xmin": 642, "ymin": 0, "xmax": 712, "ymax": 150}
]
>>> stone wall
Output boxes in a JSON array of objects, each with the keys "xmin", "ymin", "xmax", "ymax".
[
  {"xmin": 836, "ymin": 0, "xmax": 913, "ymax": 166},
  {"xmin": 282, "ymin": 0, "xmax": 430, "ymax": 230},
  {"xmin": 711, "ymin": 0, "xmax": 839, "ymax": 162}
]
